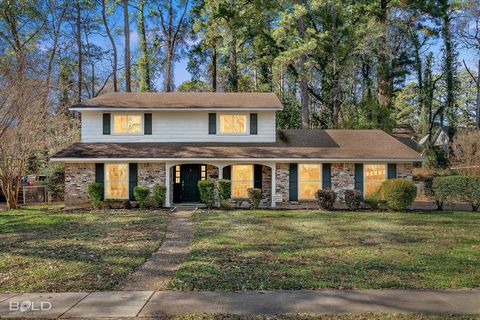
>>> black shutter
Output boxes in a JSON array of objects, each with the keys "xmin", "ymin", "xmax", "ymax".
[
  {"xmin": 289, "ymin": 163, "xmax": 298, "ymax": 201},
  {"xmin": 254, "ymin": 164, "xmax": 262, "ymax": 189},
  {"xmin": 102, "ymin": 113, "xmax": 111, "ymax": 135},
  {"xmin": 95, "ymin": 163, "xmax": 104, "ymax": 200},
  {"xmin": 208, "ymin": 113, "xmax": 216, "ymax": 134},
  {"xmin": 387, "ymin": 163, "xmax": 397, "ymax": 179},
  {"xmin": 223, "ymin": 166, "xmax": 231, "ymax": 180},
  {"xmin": 322, "ymin": 163, "xmax": 331, "ymax": 190},
  {"xmin": 129, "ymin": 163, "xmax": 138, "ymax": 201},
  {"xmin": 354, "ymin": 163, "xmax": 364, "ymax": 196},
  {"xmin": 250, "ymin": 113, "xmax": 258, "ymax": 135},
  {"xmin": 144, "ymin": 113, "xmax": 152, "ymax": 135}
]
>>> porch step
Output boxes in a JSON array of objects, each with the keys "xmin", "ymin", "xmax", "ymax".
[{"xmin": 174, "ymin": 203, "xmax": 206, "ymax": 211}]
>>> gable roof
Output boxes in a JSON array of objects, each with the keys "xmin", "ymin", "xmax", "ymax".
[
  {"xmin": 51, "ymin": 129, "xmax": 422, "ymax": 162},
  {"xmin": 69, "ymin": 92, "xmax": 283, "ymax": 111}
]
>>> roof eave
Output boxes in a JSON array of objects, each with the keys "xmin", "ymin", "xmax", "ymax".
[{"xmin": 69, "ymin": 107, "xmax": 283, "ymax": 112}]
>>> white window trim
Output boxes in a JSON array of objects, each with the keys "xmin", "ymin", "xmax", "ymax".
[
  {"xmin": 111, "ymin": 113, "xmax": 144, "ymax": 136},
  {"xmin": 231, "ymin": 164, "xmax": 254, "ymax": 199},
  {"xmin": 104, "ymin": 163, "xmax": 129, "ymax": 200},
  {"xmin": 298, "ymin": 163, "xmax": 323, "ymax": 200},
  {"xmin": 363, "ymin": 163, "xmax": 387, "ymax": 197},
  {"xmin": 217, "ymin": 113, "xmax": 250, "ymax": 136}
]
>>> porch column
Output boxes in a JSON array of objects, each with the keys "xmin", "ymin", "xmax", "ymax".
[
  {"xmin": 165, "ymin": 163, "xmax": 172, "ymax": 207},
  {"xmin": 271, "ymin": 163, "xmax": 276, "ymax": 208},
  {"xmin": 218, "ymin": 164, "xmax": 225, "ymax": 179}
]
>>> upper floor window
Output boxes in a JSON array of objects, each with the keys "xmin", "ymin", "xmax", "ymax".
[
  {"xmin": 113, "ymin": 114, "xmax": 142, "ymax": 134},
  {"xmin": 219, "ymin": 114, "xmax": 247, "ymax": 134},
  {"xmin": 298, "ymin": 164, "xmax": 322, "ymax": 200}
]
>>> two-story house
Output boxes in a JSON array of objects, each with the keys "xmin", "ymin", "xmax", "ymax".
[{"xmin": 51, "ymin": 92, "xmax": 422, "ymax": 208}]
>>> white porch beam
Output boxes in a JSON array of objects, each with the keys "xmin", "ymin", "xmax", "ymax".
[
  {"xmin": 271, "ymin": 163, "xmax": 276, "ymax": 208},
  {"xmin": 165, "ymin": 163, "xmax": 173, "ymax": 207}
]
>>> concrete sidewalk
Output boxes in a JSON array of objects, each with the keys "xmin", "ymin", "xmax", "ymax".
[{"xmin": 0, "ymin": 289, "xmax": 479, "ymax": 318}]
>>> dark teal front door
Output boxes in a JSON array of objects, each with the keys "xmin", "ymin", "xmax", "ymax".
[{"xmin": 179, "ymin": 164, "xmax": 201, "ymax": 202}]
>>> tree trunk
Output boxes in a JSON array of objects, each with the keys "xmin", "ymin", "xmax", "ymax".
[
  {"xmin": 331, "ymin": 4, "xmax": 341, "ymax": 127},
  {"xmin": 476, "ymin": 59, "xmax": 480, "ymax": 128},
  {"xmin": 124, "ymin": 0, "xmax": 131, "ymax": 92},
  {"xmin": 442, "ymin": 11, "xmax": 456, "ymax": 137},
  {"xmin": 165, "ymin": 46, "xmax": 173, "ymax": 92},
  {"xmin": 75, "ymin": 1, "xmax": 82, "ymax": 103},
  {"xmin": 228, "ymin": 29, "xmax": 238, "ymax": 92},
  {"xmin": 377, "ymin": 0, "xmax": 391, "ymax": 111},
  {"xmin": 102, "ymin": 0, "xmax": 118, "ymax": 92},
  {"xmin": 212, "ymin": 45, "xmax": 217, "ymax": 92},
  {"xmin": 138, "ymin": 0, "xmax": 151, "ymax": 92},
  {"xmin": 297, "ymin": 0, "xmax": 309, "ymax": 128}
]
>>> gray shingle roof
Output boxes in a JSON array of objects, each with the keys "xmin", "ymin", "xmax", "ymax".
[
  {"xmin": 70, "ymin": 92, "xmax": 283, "ymax": 110},
  {"xmin": 51, "ymin": 129, "xmax": 422, "ymax": 161}
]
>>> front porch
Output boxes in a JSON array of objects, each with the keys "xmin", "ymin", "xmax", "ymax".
[{"xmin": 165, "ymin": 161, "xmax": 278, "ymax": 208}]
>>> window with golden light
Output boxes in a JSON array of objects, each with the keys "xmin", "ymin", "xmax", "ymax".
[
  {"xmin": 298, "ymin": 164, "xmax": 322, "ymax": 199},
  {"xmin": 113, "ymin": 114, "xmax": 142, "ymax": 134},
  {"xmin": 231, "ymin": 165, "xmax": 253, "ymax": 198},
  {"xmin": 364, "ymin": 164, "xmax": 387, "ymax": 197},
  {"xmin": 105, "ymin": 164, "xmax": 129, "ymax": 199},
  {"xmin": 219, "ymin": 114, "xmax": 247, "ymax": 134}
]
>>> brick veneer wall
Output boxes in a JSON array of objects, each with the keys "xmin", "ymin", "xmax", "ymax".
[
  {"xmin": 331, "ymin": 163, "xmax": 355, "ymax": 201},
  {"xmin": 275, "ymin": 163, "xmax": 289, "ymax": 203},
  {"xmin": 260, "ymin": 165, "xmax": 272, "ymax": 206},
  {"xmin": 65, "ymin": 163, "xmax": 95, "ymax": 206},
  {"xmin": 138, "ymin": 163, "xmax": 166, "ymax": 190},
  {"xmin": 207, "ymin": 165, "xmax": 219, "ymax": 179}
]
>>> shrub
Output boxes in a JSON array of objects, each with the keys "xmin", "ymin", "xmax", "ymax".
[
  {"xmin": 198, "ymin": 179, "xmax": 216, "ymax": 208},
  {"xmin": 134, "ymin": 186, "xmax": 150, "ymax": 208},
  {"xmin": 46, "ymin": 164, "xmax": 65, "ymax": 201},
  {"xmin": 381, "ymin": 179, "xmax": 417, "ymax": 210},
  {"xmin": 247, "ymin": 188, "xmax": 262, "ymax": 209},
  {"xmin": 315, "ymin": 189, "xmax": 337, "ymax": 210},
  {"xmin": 433, "ymin": 176, "xmax": 480, "ymax": 212},
  {"xmin": 86, "ymin": 182, "xmax": 103, "ymax": 208},
  {"xmin": 152, "ymin": 185, "xmax": 166, "ymax": 207},
  {"xmin": 216, "ymin": 179, "xmax": 231, "ymax": 201},
  {"xmin": 344, "ymin": 189, "xmax": 362, "ymax": 211},
  {"xmin": 364, "ymin": 192, "xmax": 382, "ymax": 210}
]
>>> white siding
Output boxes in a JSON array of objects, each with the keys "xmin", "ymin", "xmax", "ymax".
[{"xmin": 81, "ymin": 111, "xmax": 277, "ymax": 142}]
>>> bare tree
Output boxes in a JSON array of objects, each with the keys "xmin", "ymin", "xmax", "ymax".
[
  {"xmin": 75, "ymin": 0, "xmax": 83, "ymax": 102},
  {"xmin": 451, "ymin": 131, "xmax": 480, "ymax": 176},
  {"xmin": 124, "ymin": 0, "xmax": 132, "ymax": 92},
  {"xmin": 153, "ymin": 0, "xmax": 189, "ymax": 92},
  {"xmin": 101, "ymin": 0, "xmax": 118, "ymax": 92},
  {"xmin": 457, "ymin": 2, "xmax": 480, "ymax": 128},
  {"xmin": 0, "ymin": 78, "xmax": 49, "ymax": 209}
]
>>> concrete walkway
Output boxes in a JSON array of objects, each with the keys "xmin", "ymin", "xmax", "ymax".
[
  {"xmin": 121, "ymin": 210, "xmax": 193, "ymax": 290},
  {"xmin": 0, "ymin": 289, "xmax": 479, "ymax": 318}
]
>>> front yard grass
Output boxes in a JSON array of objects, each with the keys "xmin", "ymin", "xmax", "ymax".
[
  {"xmin": 171, "ymin": 210, "xmax": 480, "ymax": 290},
  {"xmin": 0, "ymin": 206, "xmax": 167, "ymax": 292}
]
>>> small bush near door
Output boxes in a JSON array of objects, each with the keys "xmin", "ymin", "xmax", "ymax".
[
  {"xmin": 134, "ymin": 186, "xmax": 150, "ymax": 208},
  {"xmin": 198, "ymin": 179, "xmax": 215, "ymax": 208},
  {"xmin": 87, "ymin": 182, "xmax": 103, "ymax": 208},
  {"xmin": 381, "ymin": 179, "xmax": 417, "ymax": 210},
  {"xmin": 152, "ymin": 185, "xmax": 166, "ymax": 207},
  {"xmin": 247, "ymin": 188, "xmax": 262, "ymax": 209},
  {"xmin": 344, "ymin": 189, "xmax": 362, "ymax": 210},
  {"xmin": 216, "ymin": 179, "xmax": 232, "ymax": 210},
  {"xmin": 316, "ymin": 189, "xmax": 337, "ymax": 210}
]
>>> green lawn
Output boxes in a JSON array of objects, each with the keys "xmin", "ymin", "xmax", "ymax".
[
  {"xmin": 171, "ymin": 210, "xmax": 480, "ymax": 290},
  {"xmin": 0, "ymin": 206, "xmax": 167, "ymax": 292}
]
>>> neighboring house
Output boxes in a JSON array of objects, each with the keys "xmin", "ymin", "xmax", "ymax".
[
  {"xmin": 51, "ymin": 92, "xmax": 422, "ymax": 208},
  {"xmin": 418, "ymin": 127, "xmax": 450, "ymax": 152}
]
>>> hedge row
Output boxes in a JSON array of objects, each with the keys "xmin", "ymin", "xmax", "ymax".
[{"xmin": 433, "ymin": 176, "xmax": 480, "ymax": 212}]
